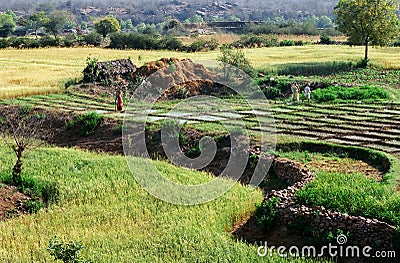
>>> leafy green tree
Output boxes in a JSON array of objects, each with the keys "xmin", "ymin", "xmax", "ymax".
[
  {"xmin": 45, "ymin": 11, "xmax": 74, "ymax": 38},
  {"xmin": 317, "ymin": 16, "xmax": 333, "ymax": 28},
  {"xmin": 125, "ymin": 19, "xmax": 134, "ymax": 30},
  {"xmin": 334, "ymin": 0, "xmax": 400, "ymax": 62},
  {"xmin": 5, "ymin": 10, "xmax": 18, "ymax": 23},
  {"xmin": 163, "ymin": 19, "xmax": 183, "ymax": 35},
  {"xmin": 217, "ymin": 47, "xmax": 254, "ymax": 77},
  {"xmin": 94, "ymin": 16, "xmax": 120, "ymax": 38},
  {"xmin": 23, "ymin": 12, "xmax": 49, "ymax": 39},
  {"xmin": 0, "ymin": 14, "xmax": 16, "ymax": 38}
]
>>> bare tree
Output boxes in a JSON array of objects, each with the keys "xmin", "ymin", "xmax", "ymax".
[{"xmin": 0, "ymin": 107, "xmax": 50, "ymax": 185}]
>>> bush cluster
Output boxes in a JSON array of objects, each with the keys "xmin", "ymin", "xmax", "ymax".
[
  {"xmin": 230, "ymin": 34, "xmax": 279, "ymax": 48},
  {"xmin": 0, "ymin": 33, "xmax": 103, "ymax": 49},
  {"xmin": 186, "ymin": 38, "xmax": 219, "ymax": 52},
  {"xmin": 109, "ymin": 32, "xmax": 219, "ymax": 52},
  {"xmin": 47, "ymin": 236, "xmax": 88, "ymax": 263},
  {"xmin": 229, "ymin": 34, "xmax": 306, "ymax": 49},
  {"xmin": 66, "ymin": 112, "xmax": 104, "ymax": 136},
  {"xmin": 256, "ymin": 77, "xmax": 292, "ymax": 99},
  {"xmin": 254, "ymin": 197, "xmax": 279, "ymax": 233}
]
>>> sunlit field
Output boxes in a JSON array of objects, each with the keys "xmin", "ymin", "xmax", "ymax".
[
  {"xmin": 1, "ymin": 45, "xmax": 400, "ymax": 98},
  {"xmin": 0, "ymin": 144, "xmax": 329, "ymax": 263}
]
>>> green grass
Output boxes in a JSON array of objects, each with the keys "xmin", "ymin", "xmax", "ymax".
[
  {"xmin": 311, "ymin": 85, "xmax": 391, "ymax": 103},
  {"xmin": 0, "ymin": 143, "xmax": 328, "ymax": 262},
  {"xmin": 274, "ymin": 144, "xmax": 400, "ymax": 227},
  {"xmin": 275, "ymin": 61, "xmax": 355, "ymax": 76},
  {"xmin": 296, "ymin": 171, "xmax": 400, "ymax": 227}
]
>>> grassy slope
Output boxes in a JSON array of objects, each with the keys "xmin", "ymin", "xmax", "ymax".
[
  {"xmin": 1, "ymin": 45, "xmax": 400, "ymax": 98},
  {"xmin": 0, "ymin": 144, "xmax": 327, "ymax": 262},
  {"xmin": 277, "ymin": 150, "xmax": 400, "ymax": 227}
]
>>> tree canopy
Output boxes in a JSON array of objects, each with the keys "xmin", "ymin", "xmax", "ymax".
[
  {"xmin": 45, "ymin": 11, "xmax": 74, "ymax": 38},
  {"xmin": 0, "ymin": 13, "xmax": 16, "ymax": 37},
  {"xmin": 334, "ymin": 0, "xmax": 400, "ymax": 62},
  {"xmin": 23, "ymin": 12, "xmax": 50, "ymax": 39},
  {"xmin": 94, "ymin": 16, "xmax": 120, "ymax": 38}
]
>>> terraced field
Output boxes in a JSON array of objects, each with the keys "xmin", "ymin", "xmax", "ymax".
[{"xmin": 4, "ymin": 92, "xmax": 400, "ymax": 155}]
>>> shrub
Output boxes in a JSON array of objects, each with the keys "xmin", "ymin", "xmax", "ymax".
[
  {"xmin": 279, "ymin": 39, "xmax": 295, "ymax": 46},
  {"xmin": 47, "ymin": 236, "xmax": 87, "ymax": 263},
  {"xmin": 83, "ymin": 32, "xmax": 103, "ymax": 47},
  {"xmin": 230, "ymin": 34, "xmax": 279, "ymax": 48},
  {"xmin": 83, "ymin": 56, "xmax": 100, "ymax": 83},
  {"xmin": 319, "ymin": 34, "xmax": 333, "ymax": 44},
  {"xmin": 0, "ymin": 38, "xmax": 8, "ymax": 48},
  {"xmin": 254, "ymin": 197, "xmax": 279, "ymax": 233},
  {"xmin": 80, "ymin": 112, "xmax": 104, "ymax": 136},
  {"xmin": 63, "ymin": 34, "xmax": 78, "ymax": 47},
  {"xmin": 256, "ymin": 77, "xmax": 291, "ymax": 100},
  {"xmin": 217, "ymin": 47, "xmax": 255, "ymax": 77},
  {"xmin": 109, "ymin": 32, "xmax": 157, "ymax": 49},
  {"xmin": 187, "ymin": 38, "xmax": 219, "ymax": 52},
  {"xmin": 356, "ymin": 58, "xmax": 369, "ymax": 68},
  {"xmin": 159, "ymin": 36, "xmax": 184, "ymax": 51},
  {"xmin": 39, "ymin": 36, "xmax": 60, "ymax": 47},
  {"xmin": 7, "ymin": 37, "xmax": 26, "ymax": 48},
  {"xmin": 65, "ymin": 112, "xmax": 103, "ymax": 136}
]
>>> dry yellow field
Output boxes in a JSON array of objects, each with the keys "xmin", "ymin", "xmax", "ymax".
[{"xmin": 1, "ymin": 45, "xmax": 400, "ymax": 98}]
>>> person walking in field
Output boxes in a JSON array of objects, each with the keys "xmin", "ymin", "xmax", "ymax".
[
  {"xmin": 291, "ymin": 82, "xmax": 300, "ymax": 103},
  {"xmin": 115, "ymin": 90, "xmax": 123, "ymax": 111},
  {"xmin": 304, "ymin": 83, "xmax": 311, "ymax": 103}
]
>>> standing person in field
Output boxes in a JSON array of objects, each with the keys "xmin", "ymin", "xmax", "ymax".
[
  {"xmin": 115, "ymin": 90, "xmax": 123, "ymax": 111},
  {"xmin": 291, "ymin": 82, "xmax": 300, "ymax": 103},
  {"xmin": 304, "ymin": 83, "xmax": 311, "ymax": 103}
]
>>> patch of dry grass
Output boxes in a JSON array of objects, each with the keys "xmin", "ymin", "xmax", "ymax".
[{"xmin": 1, "ymin": 45, "xmax": 400, "ymax": 99}]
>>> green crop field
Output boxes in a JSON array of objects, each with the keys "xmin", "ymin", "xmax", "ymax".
[
  {"xmin": 0, "ymin": 143, "xmax": 329, "ymax": 263},
  {"xmin": 1, "ymin": 45, "xmax": 400, "ymax": 99},
  {"xmin": 1, "ymin": 44, "xmax": 400, "ymax": 262}
]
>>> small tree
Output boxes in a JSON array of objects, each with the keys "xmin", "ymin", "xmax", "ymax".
[
  {"xmin": 45, "ymin": 11, "xmax": 73, "ymax": 38},
  {"xmin": 217, "ymin": 47, "xmax": 254, "ymax": 77},
  {"xmin": 94, "ymin": 16, "xmax": 120, "ymax": 38},
  {"xmin": 23, "ymin": 11, "xmax": 49, "ymax": 39},
  {"xmin": 0, "ymin": 107, "xmax": 49, "ymax": 185},
  {"xmin": 334, "ymin": 0, "xmax": 400, "ymax": 63},
  {"xmin": 163, "ymin": 19, "xmax": 183, "ymax": 35}
]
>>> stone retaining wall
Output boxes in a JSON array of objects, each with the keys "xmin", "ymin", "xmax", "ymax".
[{"xmin": 266, "ymin": 157, "xmax": 397, "ymax": 249}]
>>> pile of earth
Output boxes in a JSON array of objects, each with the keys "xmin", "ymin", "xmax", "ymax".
[
  {"xmin": 83, "ymin": 59, "xmax": 137, "ymax": 84},
  {"xmin": 0, "ymin": 184, "xmax": 31, "ymax": 221},
  {"xmin": 81, "ymin": 58, "xmax": 231, "ymax": 100}
]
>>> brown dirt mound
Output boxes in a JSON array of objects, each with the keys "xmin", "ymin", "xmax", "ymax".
[
  {"xmin": 133, "ymin": 58, "xmax": 217, "ymax": 100},
  {"xmin": 0, "ymin": 185, "xmax": 31, "ymax": 221},
  {"xmin": 80, "ymin": 58, "xmax": 221, "ymax": 100}
]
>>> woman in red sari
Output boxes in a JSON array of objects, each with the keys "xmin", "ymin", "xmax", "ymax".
[{"xmin": 116, "ymin": 90, "xmax": 123, "ymax": 111}]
